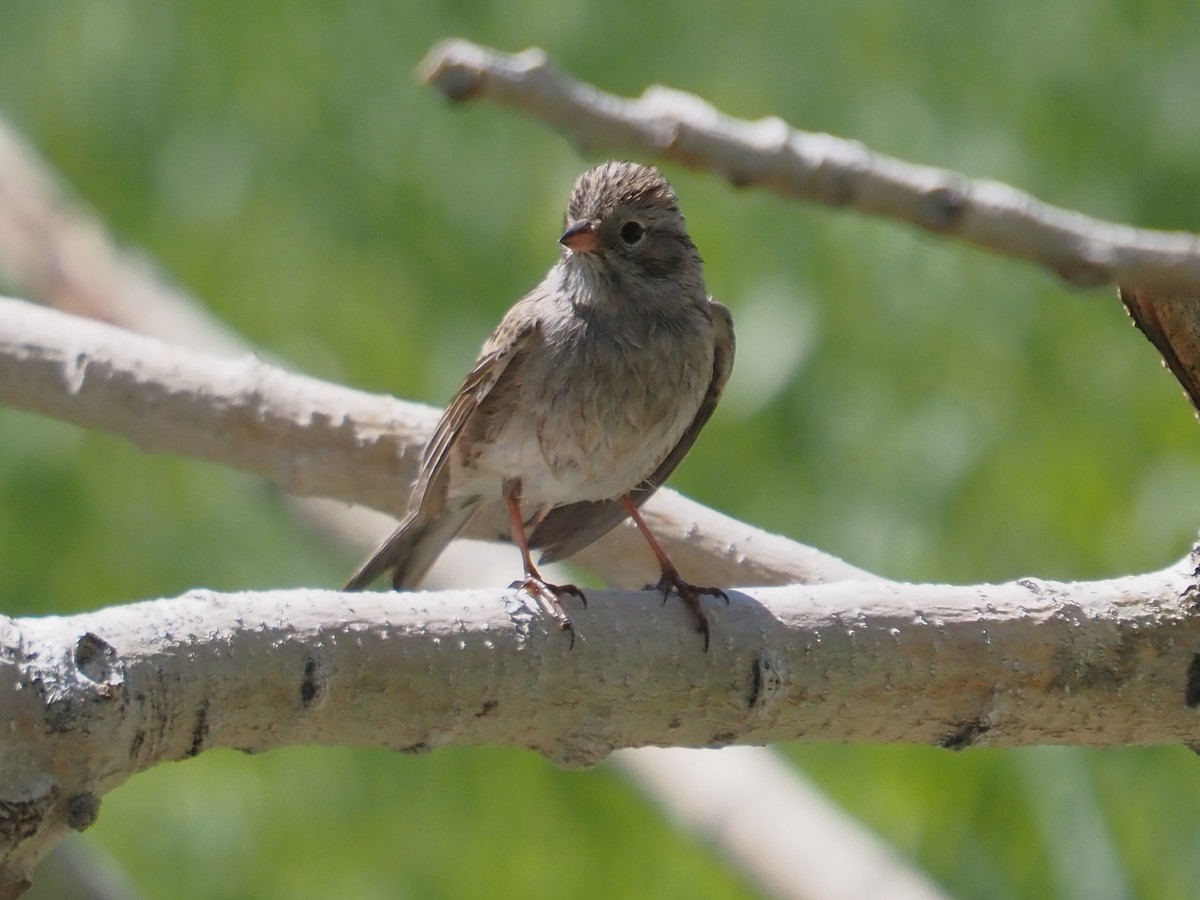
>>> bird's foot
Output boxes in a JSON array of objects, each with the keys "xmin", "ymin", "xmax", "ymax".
[
  {"xmin": 646, "ymin": 568, "xmax": 728, "ymax": 652},
  {"xmin": 510, "ymin": 573, "xmax": 587, "ymax": 648}
]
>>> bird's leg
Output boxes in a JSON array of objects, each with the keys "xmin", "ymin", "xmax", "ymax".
[
  {"xmin": 504, "ymin": 479, "xmax": 586, "ymax": 645},
  {"xmin": 619, "ymin": 495, "xmax": 728, "ymax": 651}
]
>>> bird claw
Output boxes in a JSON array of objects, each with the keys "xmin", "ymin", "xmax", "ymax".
[
  {"xmin": 645, "ymin": 569, "xmax": 727, "ymax": 652},
  {"xmin": 510, "ymin": 574, "xmax": 587, "ymax": 649}
]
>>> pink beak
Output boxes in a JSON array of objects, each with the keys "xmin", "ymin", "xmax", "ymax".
[{"xmin": 560, "ymin": 219, "xmax": 600, "ymax": 254}]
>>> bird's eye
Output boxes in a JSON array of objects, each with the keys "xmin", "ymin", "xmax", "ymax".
[{"xmin": 620, "ymin": 221, "xmax": 645, "ymax": 244}]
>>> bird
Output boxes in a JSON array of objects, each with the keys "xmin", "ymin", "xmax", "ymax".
[{"xmin": 345, "ymin": 160, "xmax": 735, "ymax": 648}]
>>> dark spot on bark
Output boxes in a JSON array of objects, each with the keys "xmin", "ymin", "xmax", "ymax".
[
  {"xmin": 747, "ymin": 656, "xmax": 763, "ymax": 708},
  {"xmin": 74, "ymin": 632, "xmax": 116, "ymax": 684},
  {"xmin": 130, "ymin": 730, "xmax": 145, "ymax": 759},
  {"xmin": 1186, "ymin": 654, "xmax": 1200, "ymax": 708},
  {"xmin": 475, "ymin": 700, "xmax": 498, "ymax": 718},
  {"xmin": 708, "ymin": 731, "xmax": 737, "ymax": 747},
  {"xmin": 667, "ymin": 717, "xmax": 682, "ymax": 730},
  {"xmin": 300, "ymin": 658, "xmax": 320, "ymax": 708},
  {"xmin": 939, "ymin": 719, "xmax": 990, "ymax": 750},
  {"xmin": 397, "ymin": 742, "xmax": 430, "ymax": 755},
  {"xmin": 925, "ymin": 183, "xmax": 969, "ymax": 231},
  {"xmin": 433, "ymin": 68, "xmax": 482, "ymax": 102},
  {"xmin": 186, "ymin": 703, "xmax": 209, "ymax": 758},
  {"xmin": 746, "ymin": 651, "xmax": 781, "ymax": 709},
  {"xmin": 66, "ymin": 793, "xmax": 100, "ymax": 831}
]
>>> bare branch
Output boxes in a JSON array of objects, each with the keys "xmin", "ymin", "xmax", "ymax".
[
  {"xmin": 420, "ymin": 39, "xmax": 1200, "ymax": 295},
  {"xmin": 3, "ymin": 561, "xmax": 1198, "ymax": 885},
  {"xmin": 0, "ymin": 295, "xmax": 866, "ymax": 589}
]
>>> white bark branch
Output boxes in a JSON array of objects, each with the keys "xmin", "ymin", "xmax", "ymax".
[
  {"xmin": 4, "ymin": 562, "xmax": 1199, "ymax": 886},
  {"xmin": 420, "ymin": 39, "xmax": 1200, "ymax": 296},
  {"xmin": 0, "ymin": 295, "xmax": 865, "ymax": 590}
]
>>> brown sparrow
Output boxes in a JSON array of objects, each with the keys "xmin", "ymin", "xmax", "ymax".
[{"xmin": 346, "ymin": 161, "xmax": 735, "ymax": 648}]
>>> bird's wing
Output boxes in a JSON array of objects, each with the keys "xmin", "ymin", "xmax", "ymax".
[
  {"xmin": 532, "ymin": 299, "xmax": 735, "ymax": 563},
  {"xmin": 411, "ymin": 314, "xmax": 541, "ymax": 520},
  {"xmin": 344, "ymin": 313, "xmax": 538, "ymax": 591}
]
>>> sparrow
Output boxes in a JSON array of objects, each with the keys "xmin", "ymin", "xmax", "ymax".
[{"xmin": 346, "ymin": 160, "xmax": 735, "ymax": 648}]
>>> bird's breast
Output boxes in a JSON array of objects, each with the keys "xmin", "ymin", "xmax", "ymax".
[{"xmin": 468, "ymin": 309, "xmax": 714, "ymax": 506}]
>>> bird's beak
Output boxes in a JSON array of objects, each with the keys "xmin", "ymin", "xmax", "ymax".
[{"xmin": 559, "ymin": 219, "xmax": 600, "ymax": 254}]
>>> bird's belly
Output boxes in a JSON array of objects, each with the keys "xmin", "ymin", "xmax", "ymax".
[
  {"xmin": 459, "ymin": 363, "xmax": 704, "ymax": 507},
  {"xmin": 466, "ymin": 406, "xmax": 689, "ymax": 504},
  {"xmin": 525, "ymin": 417, "xmax": 684, "ymax": 502}
]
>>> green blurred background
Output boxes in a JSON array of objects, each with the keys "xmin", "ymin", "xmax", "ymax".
[{"xmin": 2, "ymin": 2, "xmax": 1199, "ymax": 898}]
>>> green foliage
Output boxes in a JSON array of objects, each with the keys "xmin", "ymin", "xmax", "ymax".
[{"xmin": 2, "ymin": 1, "xmax": 1199, "ymax": 897}]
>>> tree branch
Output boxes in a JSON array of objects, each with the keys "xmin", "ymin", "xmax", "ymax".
[
  {"xmin": 3, "ymin": 559, "xmax": 1198, "ymax": 886},
  {"xmin": 420, "ymin": 39, "xmax": 1200, "ymax": 295},
  {"xmin": 0, "ymin": 294, "xmax": 866, "ymax": 589}
]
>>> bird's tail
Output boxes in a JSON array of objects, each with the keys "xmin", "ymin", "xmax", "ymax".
[{"xmin": 344, "ymin": 502, "xmax": 479, "ymax": 591}]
